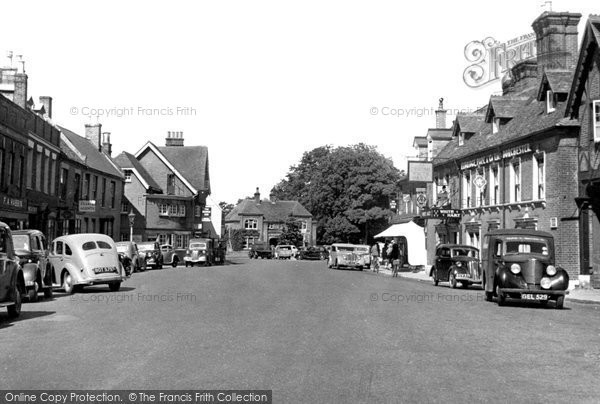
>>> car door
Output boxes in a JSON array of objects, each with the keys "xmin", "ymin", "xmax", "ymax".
[
  {"xmin": 48, "ymin": 240, "xmax": 63, "ymax": 287},
  {"xmin": 437, "ymin": 247, "xmax": 452, "ymax": 280},
  {"xmin": 0, "ymin": 227, "xmax": 12, "ymax": 301}
]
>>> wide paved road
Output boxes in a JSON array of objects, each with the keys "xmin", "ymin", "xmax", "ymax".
[{"xmin": 2, "ymin": 256, "xmax": 600, "ymax": 403}]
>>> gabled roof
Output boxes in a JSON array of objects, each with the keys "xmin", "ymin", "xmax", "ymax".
[
  {"xmin": 426, "ymin": 128, "xmax": 453, "ymax": 141},
  {"xmin": 452, "ymin": 114, "xmax": 485, "ymax": 136},
  {"xmin": 537, "ymin": 70, "xmax": 573, "ymax": 100},
  {"xmin": 413, "ymin": 136, "xmax": 427, "ymax": 147},
  {"xmin": 58, "ymin": 126, "xmax": 124, "ymax": 178},
  {"xmin": 225, "ymin": 198, "xmax": 312, "ymax": 223},
  {"xmin": 113, "ymin": 151, "xmax": 162, "ymax": 192},
  {"xmin": 485, "ymin": 96, "xmax": 529, "ymax": 122},
  {"xmin": 135, "ymin": 141, "xmax": 210, "ymax": 195},
  {"xmin": 566, "ymin": 15, "xmax": 600, "ymax": 117}
]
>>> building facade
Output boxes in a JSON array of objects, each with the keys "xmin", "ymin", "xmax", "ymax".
[
  {"xmin": 225, "ymin": 188, "xmax": 316, "ymax": 248},
  {"xmin": 115, "ymin": 131, "xmax": 211, "ymax": 249}
]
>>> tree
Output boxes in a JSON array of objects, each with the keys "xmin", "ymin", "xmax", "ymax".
[
  {"xmin": 278, "ymin": 218, "xmax": 304, "ymax": 246},
  {"xmin": 271, "ymin": 143, "xmax": 402, "ymax": 244}
]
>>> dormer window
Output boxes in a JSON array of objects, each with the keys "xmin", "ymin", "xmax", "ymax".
[
  {"xmin": 594, "ymin": 100, "xmax": 600, "ymax": 143},
  {"xmin": 458, "ymin": 133, "xmax": 465, "ymax": 146},
  {"xmin": 546, "ymin": 90, "xmax": 556, "ymax": 113},
  {"xmin": 492, "ymin": 117, "xmax": 500, "ymax": 134}
]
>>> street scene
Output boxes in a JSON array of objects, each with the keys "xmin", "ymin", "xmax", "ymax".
[{"xmin": 2, "ymin": 0, "xmax": 600, "ymax": 403}]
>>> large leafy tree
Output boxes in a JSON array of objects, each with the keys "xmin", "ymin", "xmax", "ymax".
[{"xmin": 271, "ymin": 143, "xmax": 402, "ymax": 244}]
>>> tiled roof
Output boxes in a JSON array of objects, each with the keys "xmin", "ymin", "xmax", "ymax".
[
  {"xmin": 156, "ymin": 145, "xmax": 210, "ymax": 193},
  {"xmin": 427, "ymin": 128, "xmax": 453, "ymax": 140},
  {"xmin": 413, "ymin": 136, "xmax": 427, "ymax": 147},
  {"xmin": 225, "ymin": 198, "xmax": 312, "ymax": 223},
  {"xmin": 114, "ymin": 152, "xmax": 162, "ymax": 192},
  {"xmin": 58, "ymin": 126, "xmax": 123, "ymax": 178},
  {"xmin": 485, "ymin": 96, "xmax": 530, "ymax": 121},
  {"xmin": 434, "ymin": 94, "xmax": 577, "ymax": 167},
  {"xmin": 454, "ymin": 114, "xmax": 485, "ymax": 135},
  {"xmin": 566, "ymin": 15, "xmax": 600, "ymax": 117}
]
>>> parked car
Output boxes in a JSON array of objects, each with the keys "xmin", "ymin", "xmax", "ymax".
[
  {"xmin": 431, "ymin": 244, "xmax": 482, "ymax": 288},
  {"xmin": 274, "ymin": 245, "xmax": 298, "ymax": 259},
  {"xmin": 115, "ymin": 241, "xmax": 147, "ymax": 275},
  {"xmin": 328, "ymin": 244, "xmax": 371, "ymax": 270},
  {"xmin": 298, "ymin": 246, "xmax": 329, "ymax": 260},
  {"xmin": 0, "ymin": 222, "xmax": 25, "ymax": 317},
  {"xmin": 184, "ymin": 238, "xmax": 216, "ymax": 266},
  {"xmin": 248, "ymin": 242, "xmax": 273, "ymax": 259},
  {"xmin": 137, "ymin": 241, "xmax": 163, "ymax": 269},
  {"xmin": 13, "ymin": 229, "xmax": 53, "ymax": 301},
  {"xmin": 47, "ymin": 233, "xmax": 126, "ymax": 294},
  {"xmin": 481, "ymin": 229, "xmax": 569, "ymax": 309},
  {"xmin": 160, "ymin": 244, "xmax": 180, "ymax": 267}
]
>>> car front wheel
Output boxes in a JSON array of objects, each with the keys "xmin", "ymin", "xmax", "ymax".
[
  {"xmin": 109, "ymin": 282, "xmax": 121, "ymax": 292},
  {"xmin": 172, "ymin": 257, "xmax": 179, "ymax": 268},
  {"xmin": 496, "ymin": 285, "xmax": 506, "ymax": 306},
  {"xmin": 555, "ymin": 295, "xmax": 565, "ymax": 310},
  {"xmin": 28, "ymin": 282, "xmax": 39, "ymax": 302},
  {"xmin": 449, "ymin": 272, "xmax": 457, "ymax": 289}
]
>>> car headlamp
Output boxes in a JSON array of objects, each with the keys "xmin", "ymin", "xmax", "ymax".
[
  {"xmin": 546, "ymin": 265, "xmax": 557, "ymax": 276},
  {"xmin": 510, "ymin": 263, "xmax": 521, "ymax": 274},
  {"xmin": 455, "ymin": 261, "xmax": 462, "ymax": 267},
  {"xmin": 540, "ymin": 277, "xmax": 552, "ymax": 289}
]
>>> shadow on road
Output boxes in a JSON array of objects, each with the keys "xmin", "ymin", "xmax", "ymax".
[{"xmin": 0, "ymin": 310, "xmax": 56, "ymax": 327}]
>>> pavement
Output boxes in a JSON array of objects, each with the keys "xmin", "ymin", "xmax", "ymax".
[{"xmin": 367, "ymin": 264, "xmax": 600, "ymax": 305}]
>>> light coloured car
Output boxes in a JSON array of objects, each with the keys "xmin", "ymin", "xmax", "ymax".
[
  {"xmin": 160, "ymin": 244, "xmax": 180, "ymax": 267},
  {"xmin": 328, "ymin": 243, "xmax": 371, "ymax": 270},
  {"xmin": 48, "ymin": 233, "xmax": 125, "ymax": 294},
  {"xmin": 274, "ymin": 245, "xmax": 298, "ymax": 259}
]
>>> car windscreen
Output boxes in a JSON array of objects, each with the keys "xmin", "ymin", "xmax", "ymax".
[
  {"xmin": 116, "ymin": 245, "xmax": 128, "ymax": 252},
  {"xmin": 354, "ymin": 247, "xmax": 369, "ymax": 253},
  {"xmin": 190, "ymin": 243, "xmax": 206, "ymax": 249},
  {"xmin": 338, "ymin": 247, "xmax": 354, "ymax": 252},
  {"xmin": 503, "ymin": 237, "xmax": 549, "ymax": 255},
  {"xmin": 137, "ymin": 244, "xmax": 155, "ymax": 251},
  {"xmin": 13, "ymin": 234, "xmax": 30, "ymax": 251},
  {"xmin": 278, "ymin": 246, "xmax": 291, "ymax": 250},
  {"xmin": 451, "ymin": 248, "xmax": 479, "ymax": 258}
]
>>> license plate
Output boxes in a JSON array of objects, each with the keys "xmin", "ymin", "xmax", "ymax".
[
  {"xmin": 456, "ymin": 274, "xmax": 470, "ymax": 278},
  {"xmin": 94, "ymin": 267, "xmax": 117, "ymax": 274},
  {"xmin": 521, "ymin": 293, "xmax": 548, "ymax": 301}
]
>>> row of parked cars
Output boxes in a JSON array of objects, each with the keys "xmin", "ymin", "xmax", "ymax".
[
  {"xmin": 0, "ymin": 220, "xmax": 227, "ymax": 319},
  {"xmin": 248, "ymin": 243, "xmax": 330, "ymax": 260}
]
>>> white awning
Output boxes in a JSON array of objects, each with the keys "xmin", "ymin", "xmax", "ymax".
[{"xmin": 375, "ymin": 221, "xmax": 427, "ymax": 267}]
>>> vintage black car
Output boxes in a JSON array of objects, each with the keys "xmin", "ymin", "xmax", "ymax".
[
  {"xmin": 298, "ymin": 246, "xmax": 329, "ymax": 260},
  {"xmin": 431, "ymin": 244, "xmax": 481, "ymax": 288},
  {"xmin": 481, "ymin": 229, "xmax": 569, "ymax": 309},
  {"xmin": 13, "ymin": 229, "xmax": 53, "ymax": 301},
  {"xmin": 0, "ymin": 222, "xmax": 26, "ymax": 317},
  {"xmin": 137, "ymin": 241, "xmax": 163, "ymax": 269}
]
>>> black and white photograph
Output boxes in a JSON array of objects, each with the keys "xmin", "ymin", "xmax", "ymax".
[{"xmin": 1, "ymin": 0, "xmax": 600, "ymax": 403}]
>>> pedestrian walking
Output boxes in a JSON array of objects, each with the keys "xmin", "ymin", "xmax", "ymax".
[
  {"xmin": 390, "ymin": 243, "xmax": 400, "ymax": 277},
  {"xmin": 382, "ymin": 240, "xmax": 390, "ymax": 269},
  {"xmin": 370, "ymin": 242, "xmax": 380, "ymax": 273}
]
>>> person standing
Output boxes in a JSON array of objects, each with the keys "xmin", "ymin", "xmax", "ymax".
[
  {"xmin": 390, "ymin": 242, "xmax": 400, "ymax": 277},
  {"xmin": 370, "ymin": 242, "xmax": 380, "ymax": 273},
  {"xmin": 382, "ymin": 240, "xmax": 390, "ymax": 269}
]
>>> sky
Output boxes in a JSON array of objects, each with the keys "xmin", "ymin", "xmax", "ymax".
[{"xmin": 2, "ymin": 0, "xmax": 598, "ymax": 204}]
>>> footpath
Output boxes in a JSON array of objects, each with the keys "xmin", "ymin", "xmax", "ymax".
[{"xmin": 368, "ymin": 265, "xmax": 600, "ymax": 306}]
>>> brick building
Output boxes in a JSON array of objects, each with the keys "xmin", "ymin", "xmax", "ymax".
[
  {"xmin": 115, "ymin": 131, "xmax": 211, "ymax": 248},
  {"xmin": 565, "ymin": 15, "xmax": 600, "ymax": 287},
  {"xmin": 423, "ymin": 11, "xmax": 583, "ymax": 280},
  {"xmin": 225, "ymin": 188, "xmax": 316, "ymax": 248},
  {"xmin": 57, "ymin": 124, "xmax": 125, "ymax": 239}
]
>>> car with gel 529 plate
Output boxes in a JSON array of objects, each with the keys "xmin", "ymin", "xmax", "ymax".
[
  {"xmin": 431, "ymin": 244, "xmax": 481, "ymax": 289},
  {"xmin": 481, "ymin": 229, "xmax": 568, "ymax": 309},
  {"xmin": 48, "ymin": 233, "xmax": 125, "ymax": 294},
  {"xmin": 12, "ymin": 229, "xmax": 53, "ymax": 301}
]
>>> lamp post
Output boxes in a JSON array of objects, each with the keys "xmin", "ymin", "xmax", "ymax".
[{"xmin": 128, "ymin": 210, "xmax": 135, "ymax": 241}]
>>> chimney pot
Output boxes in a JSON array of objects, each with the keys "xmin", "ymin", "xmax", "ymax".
[{"xmin": 39, "ymin": 96, "xmax": 53, "ymax": 119}]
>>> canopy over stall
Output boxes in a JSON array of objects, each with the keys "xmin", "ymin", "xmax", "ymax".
[{"xmin": 374, "ymin": 221, "xmax": 427, "ymax": 267}]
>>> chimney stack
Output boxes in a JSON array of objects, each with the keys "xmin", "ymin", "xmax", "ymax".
[
  {"xmin": 165, "ymin": 130, "xmax": 184, "ymax": 146},
  {"xmin": 532, "ymin": 11, "xmax": 581, "ymax": 79},
  {"xmin": 101, "ymin": 132, "xmax": 112, "ymax": 156},
  {"xmin": 39, "ymin": 96, "xmax": 53, "ymax": 118},
  {"xmin": 85, "ymin": 123, "xmax": 102, "ymax": 151},
  {"xmin": 0, "ymin": 55, "xmax": 28, "ymax": 109},
  {"xmin": 435, "ymin": 98, "xmax": 447, "ymax": 129},
  {"xmin": 254, "ymin": 187, "xmax": 261, "ymax": 204}
]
